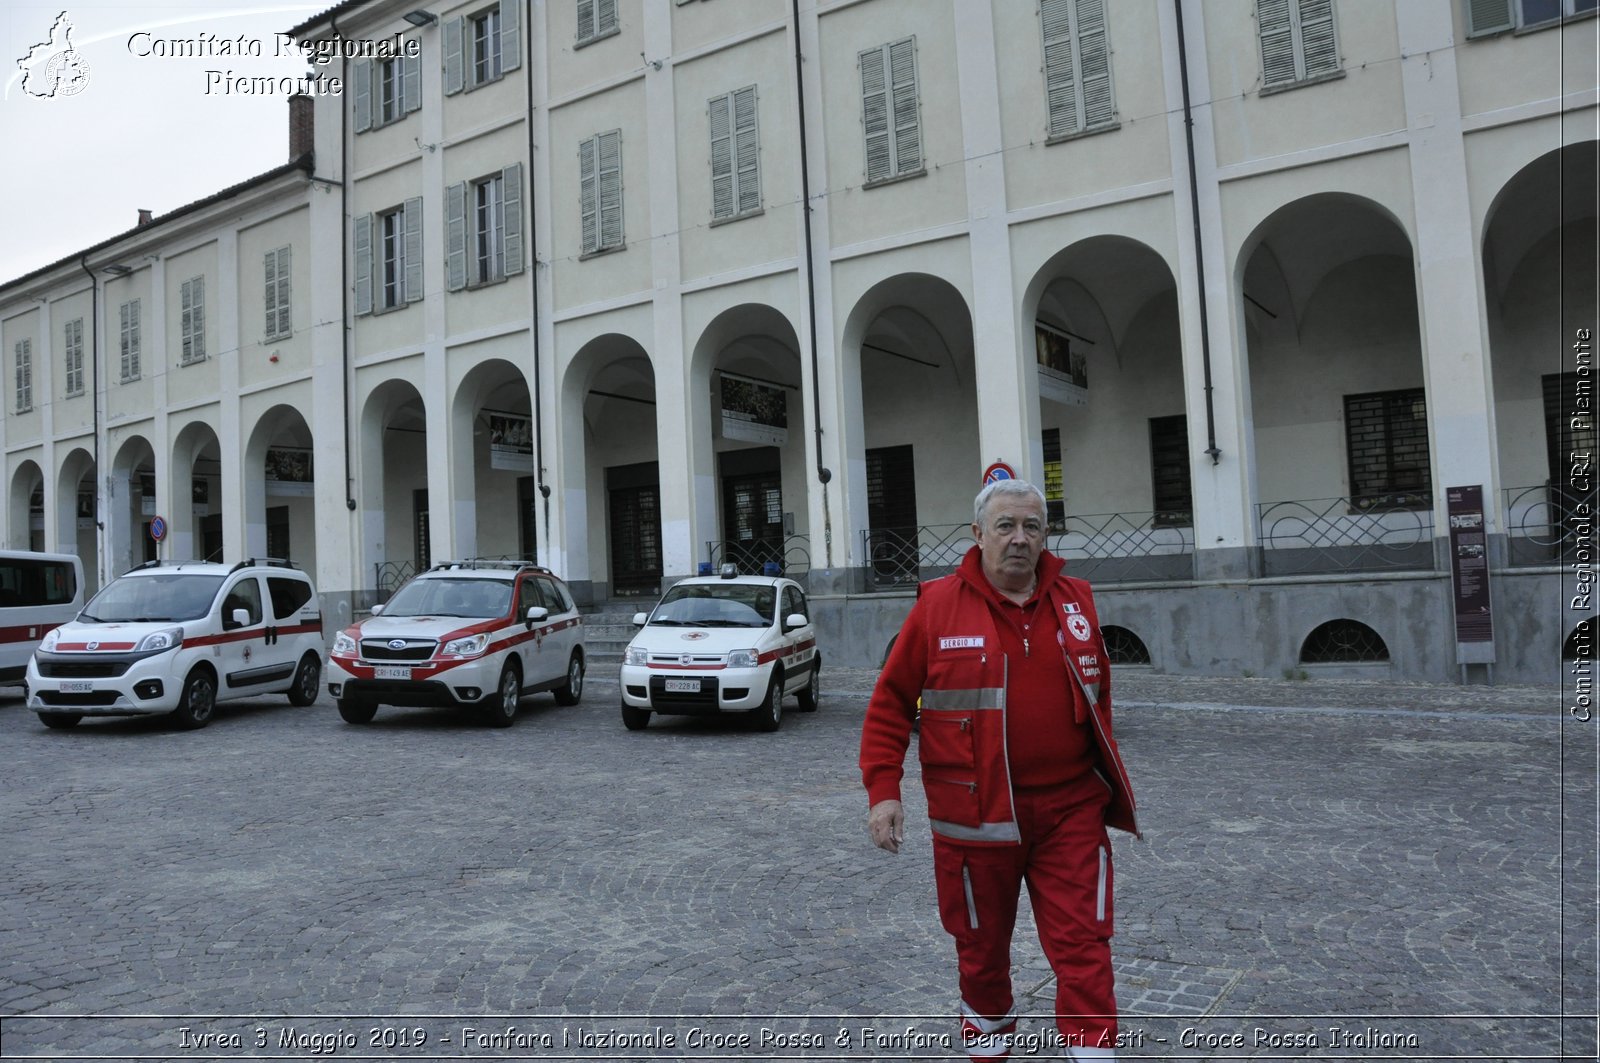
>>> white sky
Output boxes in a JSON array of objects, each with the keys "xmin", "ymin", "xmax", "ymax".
[{"xmin": 1, "ymin": 1, "xmax": 325, "ymax": 285}]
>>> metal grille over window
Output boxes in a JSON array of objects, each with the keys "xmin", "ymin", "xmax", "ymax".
[
  {"xmin": 1299, "ymin": 619, "xmax": 1390, "ymax": 663},
  {"xmin": 1344, "ymin": 388, "xmax": 1430, "ymax": 510},
  {"xmin": 1101, "ymin": 625, "xmax": 1151, "ymax": 666}
]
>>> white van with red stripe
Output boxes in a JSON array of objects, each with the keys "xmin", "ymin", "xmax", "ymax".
[
  {"xmin": 326, "ymin": 560, "xmax": 585, "ymax": 727},
  {"xmin": 619, "ymin": 569, "xmax": 820, "ymax": 732},
  {"xmin": 0, "ymin": 550, "xmax": 84, "ymax": 689},
  {"xmin": 26, "ymin": 558, "xmax": 323, "ymax": 730}
]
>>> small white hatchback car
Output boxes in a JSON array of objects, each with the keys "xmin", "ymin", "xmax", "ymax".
[
  {"xmin": 326, "ymin": 560, "xmax": 585, "ymax": 727},
  {"xmin": 619, "ymin": 570, "xmax": 820, "ymax": 732},
  {"xmin": 26, "ymin": 559, "xmax": 324, "ymax": 730}
]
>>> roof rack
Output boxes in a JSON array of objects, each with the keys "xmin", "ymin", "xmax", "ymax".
[
  {"xmin": 426, "ymin": 558, "xmax": 551, "ymax": 574},
  {"xmin": 128, "ymin": 559, "xmax": 209, "ymax": 572},
  {"xmin": 227, "ymin": 557, "xmax": 301, "ymax": 573}
]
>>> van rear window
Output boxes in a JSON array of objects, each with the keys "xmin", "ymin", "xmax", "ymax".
[{"xmin": 0, "ymin": 558, "xmax": 77, "ymax": 607}]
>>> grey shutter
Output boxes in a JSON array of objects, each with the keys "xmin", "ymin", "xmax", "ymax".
[
  {"xmin": 888, "ymin": 38, "xmax": 920, "ymax": 175},
  {"xmin": 1296, "ymin": 0, "xmax": 1339, "ymax": 77},
  {"xmin": 180, "ymin": 280, "xmax": 194, "ymax": 361},
  {"xmin": 709, "ymin": 93, "xmax": 734, "ymax": 219},
  {"xmin": 353, "ymin": 59, "xmax": 373, "ymax": 132},
  {"xmin": 354, "ymin": 213, "xmax": 374, "ymax": 315},
  {"xmin": 598, "ymin": 0, "xmax": 618, "ymax": 35},
  {"xmin": 446, "ymin": 181, "xmax": 468, "ymax": 291},
  {"xmin": 444, "ymin": 16, "xmax": 465, "ymax": 95},
  {"xmin": 1257, "ymin": 0, "xmax": 1297, "ymax": 86},
  {"xmin": 733, "ymin": 86, "xmax": 760, "ymax": 214},
  {"xmin": 1465, "ymin": 0, "xmax": 1515, "ymax": 36},
  {"xmin": 403, "ymin": 52, "xmax": 422, "ymax": 113},
  {"xmin": 580, "ymin": 137, "xmax": 598, "ymax": 252},
  {"xmin": 277, "ymin": 247, "xmax": 292, "ymax": 337},
  {"xmin": 263, "ymin": 250, "xmax": 277, "ymax": 335},
  {"xmin": 860, "ymin": 45, "xmax": 890, "ymax": 182},
  {"xmin": 1041, "ymin": 0, "xmax": 1078, "ymax": 136},
  {"xmin": 1076, "ymin": 0, "xmax": 1114, "ymax": 127},
  {"xmin": 129, "ymin": 300, "xmax": 141, "ymax": 377},
  {"xmin": 598, "ymin": 130, "xmax": 623, "ymax": 249},
  {"xmin": 578, "ymin": 0, "xmax": 595, "ymax": 41},
  {"xmin": 191, "ymin": 278, "xmax": 205, "ymax": 359},
  {"xmin": 500, "ymin": 0, "xmax": 521, "ymax": 73},
  {"xmin": 403, "ymin": 196, "xmax": 424, "ymax": 303},
  {"xmin": 503, "ymin": 163, "xmax": 525, "ymax": 276}
]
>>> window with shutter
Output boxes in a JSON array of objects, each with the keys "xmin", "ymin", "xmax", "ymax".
[
  {"xmin": 580, "ymin": 130, "xmax": 624, "ymax": 254},
  {"xmin": 1041, "ymin": 0, "xmax": 1117, "ymax": 139},
  {"xmin": 1257, "ymin": 0, "xmax": 1343, "ymax": 90},
  {"xmin": 577, "ymin": 0, "xmax": 619, "ymax": 45},
  {"xmin": 354, "ymin": 214, "xmax": 374, "ymax": 316},
  {"xmin": 402, "ymin": 196, "xmax": 423, "ymax": 304},
  {"xmin": 64, "ymin": 318, "xmax": 84, "ymax": 396},
  {"xmin": 859, "ymin": 37, "xmax": 922, "ymax": 185},
  {"xmin": 180, "ymin": 277, "xmax": 205, "ymax": 365},
  {"xmin": 264, "ymin": 247, "xmax": 291, "ymax": 340},
  {"xmin": 1468, "ymin": 0, "xmax": 1595, "ymax": 36},
  {"xmin": 709, "ymin": 86, "xmax": 761, "ymax": 221},
  {"xmin": 14, "ymin": 339, "xmax": 32, "ymax": 413},
  {"xmin": 119, "ymin": 299, "xmax": 141, "ymax": 382}
]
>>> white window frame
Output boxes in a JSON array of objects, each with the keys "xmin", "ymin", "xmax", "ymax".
[
  {"xmin": 709, "ymin": 85, "xmax": 761, "ymax": 222},
  {"xmin": 576, "ymin": 0, "xmax": 619, "ymax": 46},
  {"xmin": 119, "ymin": 299, "xmax": 141, "ymax": 382},
  {"xmin": 264, "ymin": 246, "xmax": 292, "ymax": 341},
  {"xmin": 1256, "ymin": 0, "xmax": 1342, "ymax": 91},
  {"xmin": 1465, "ymin": 0, "xmax": 1598, "ymax": 35},
  {"xmin": 63, "ymin": 318, "xmax": 84, "ymax": 397},
  {"xmin": 180, "ymin": 276, "xmax": 206, "ymax": 366},
  {"xmin": 445, "ymin": 1, "xmax": 520, "ymax": 93},
  {"xmin": 472, "ymin": 7, "xmax": 503, "ymax": 85},
  {"xmin": 14, "ymin": 339, "xmax": 32, "ymax": 413},
  {"xmin": 379, "ymin": 55, "xmax": 406, "ymax": 123},
  {"xmin": 447, "ymin": 165, "xmax": 524, "ymax": 290},
  {"xmin": 859, "ymin": 37, "xmax": 922, "ymax": 186},
  {"xmin": 474, "ymin": 173, "xmax": 506, "ymax": 284},
  {"xmin": 1040, "ymin": 0, "xmax": 1117, "ymax": 140},
  {"xmin": 380, "ymin": 208, "xmax": 406, "ymax": 310},
  {"xmin": 579, "ymin": 130, "xmax": 624, "ymax": 256}
]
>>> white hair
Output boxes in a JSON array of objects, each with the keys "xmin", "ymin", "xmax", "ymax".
[{"xmin": 973, "ymin": 479, "xmax": 1047, "ymax": 527}]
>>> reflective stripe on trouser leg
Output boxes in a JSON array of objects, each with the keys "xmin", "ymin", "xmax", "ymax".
[
  {"xmin": 960, "ymin": 1003, "xmax": 1017, "ymax": 1062},
  {"xmin": 933, "ymin": 838, "xmax": 1025, "ymax": 1040}
]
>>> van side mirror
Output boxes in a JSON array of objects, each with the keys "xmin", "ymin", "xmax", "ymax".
[{"xmin": 231, "ymin": 608, "xmax": 250, "ymax": 629}]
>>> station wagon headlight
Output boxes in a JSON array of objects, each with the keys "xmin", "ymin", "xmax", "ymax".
[
  {"xmin": 135, "ymin": 627, "xmax": 183, "ymax": 654},
  {"xmin": 332, "ymin": 632, "xmax": 357, "ymax": 656},
  {"xmin": 623, "ymin": 645, "xmax": 648, "ymax": 666},
  {"xmin": 726, "ymin": 649, "xmax": 759, "ymax": 668},
  {"xmin": 443, "ymin": 632, "xmax": 490, "ymax": 657}
]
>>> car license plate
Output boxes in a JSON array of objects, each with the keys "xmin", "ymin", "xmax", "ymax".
[
  {"xmin": 664, "ymin": 678, "xmax": 700, "ymax": 693},
  {"xmin": 373, "ymin": 665, "xmax": 411, "ymax": 680},
  {"xmin": 59, "ymin": 681, "xmax": 93, "ymax": 693}
]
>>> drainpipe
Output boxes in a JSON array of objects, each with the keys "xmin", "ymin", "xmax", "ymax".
[
  {"xmin": 524, "ymin": 0, "xmax": 551, "ymax": 563},
  {"xmin": 332, "ymin": 13, "xmax": 359, "ymax": 513},
  {"xmin": 78, "ymin": 255, "xmax": 103, "ymax": 585},
  {"xmin": 791, "ymin": 0, "xmax": 834, "ymax": 567},
  {"xmin": 1173, "ymin": 0, "xmax": 1221, "ymax": 465}
]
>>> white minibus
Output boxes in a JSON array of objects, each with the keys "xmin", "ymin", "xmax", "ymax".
[{"xmin": 0, "ymin": 550, "xmax": 85, "ymax": 685}]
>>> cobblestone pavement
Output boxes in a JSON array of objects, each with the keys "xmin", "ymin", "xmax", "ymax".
[{"xmin": 0, "ymin": 666, "xmax": 1593, "ymax": 1062}]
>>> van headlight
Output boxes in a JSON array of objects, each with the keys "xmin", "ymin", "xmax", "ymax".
[
  {"xmin": 332, "ymin": 632, "xmax": 357, "ymax": 656},
  {"xmin": 39, "ymin": 628, "xmax": 62, "ymax": 652},
  {"xmin": 726, "ymin": 649, "xmax": 759, "ymax": 668},
  {"xmin": 442, "ymin": 632, "xmax": 490, "ymax": 657},
  {"xmin": 623, "ymin": 645, "xmax": 648, "ymax": 666},
  {"xmin": 136, "ymin": 628, "xmax": 183, "ymax": 653}
]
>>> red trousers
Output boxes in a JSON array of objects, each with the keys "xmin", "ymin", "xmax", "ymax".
[{"xmin": 932, "ymin": 773, "xmax": 1116, "ymax": 1054}]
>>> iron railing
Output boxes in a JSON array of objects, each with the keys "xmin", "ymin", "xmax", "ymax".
[
  {"xmin": 1256, "ymin": 496, "xmax": 1434, "ymax": 576},
  {"xmin": 1505, "ymin": 482, "xmax": 1596, "ymax": 567},
  {"xmin": 862, "ymin": 513, "xmax": 1196, "ymax": 588},
  {"xmin": 705, "ymin": 535, "xmax": 811, "ymax": 577}
]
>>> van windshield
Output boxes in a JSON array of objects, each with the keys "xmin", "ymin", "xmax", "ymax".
[{"xmin": 80, "ymin": 574, "xmax": 225, "ymax": 623}]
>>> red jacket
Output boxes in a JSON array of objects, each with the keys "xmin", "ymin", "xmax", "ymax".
[{"xmin": 860, "ymin": 547, "xmax": 1139, "ymax": 843}]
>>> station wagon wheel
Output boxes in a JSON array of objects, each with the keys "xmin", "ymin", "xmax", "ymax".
[
  {"xmin": 37, "ymin": 712, "xmax": 82, "ymax": 730},
  {"xmin": 553, "ymin": 651, "xmax": 584, "ymax": 706},
  {"xmin": 485, "ymin": 662, "xmax": 520, "ymax": 727},
  {"xmin": 337, "ymin": 696, "xmax": 377, "ymax": 724},
  {"xmin": 752, "ymin": 671, "xmax": 783, "ymax": 733},
  {"xmin": 797, "ymin": 659, "xmax": 821, "ymax": 712},
  {"xmin": 621, "ymin": 701, "xmax": 650, "ymax": 731},
  {"xmin": 173, "ymin": 667, "xmax": 217, "ymax": 730},
  {"xmin": 287, "ymin": 652, "xmax": 321, "ymax": 707}
]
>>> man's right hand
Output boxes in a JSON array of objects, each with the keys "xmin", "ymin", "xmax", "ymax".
[{"xmin": 867, "ymin": 799, "xmax": 904, "ymax": 853}]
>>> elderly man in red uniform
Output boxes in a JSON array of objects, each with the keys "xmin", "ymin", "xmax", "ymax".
[{"xmin": 860, "ymin": 479, "xmax": 1139, "ymax": 1061}]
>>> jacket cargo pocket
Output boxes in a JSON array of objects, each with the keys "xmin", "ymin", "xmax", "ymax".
[
  {"xmin": 923, "ymin": 773, "xmax": 982, "ymax": 829},
  {"xmin": 917, "ymin": 711, "xmax": 976, "ymax": 772}
]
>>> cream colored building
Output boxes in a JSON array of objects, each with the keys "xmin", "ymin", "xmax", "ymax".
[{"xmin": 3, "ymin": 0, "xmax": 1595, "ymax": 682}]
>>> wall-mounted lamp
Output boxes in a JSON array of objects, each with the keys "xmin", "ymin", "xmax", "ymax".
[
  {"xmin": 402, "ymin": 9, "xmax": 438, "ymax": 26},
  {"xmin": 102, "ymin": 264, "xmax": 133, "ymax": 276}
]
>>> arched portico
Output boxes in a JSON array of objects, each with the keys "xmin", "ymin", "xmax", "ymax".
[
  {"xmin": 171, "ymin": 420, "xmax": 222, "ymax": 562},
  {"xmin": 107, "ymin": 436, "xmax": 157, "ymax": 575},
  {"xmin": 448, "ymin": 359, "xmax": 536, "ymax": 563},
  {"xmin": 54, "ymin": 448, "xmax": 98, "ymax": 592},
  {"xmin": 359, "ymin": 378, "xmax": 430, "ymax": 599},
  {"xmin": 8, "ymin": 460, "xmax": 45, "ymax": 552},
  {"xmin": 245, "ymin": 405, "xmax": 317, "ymax": 573}
]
